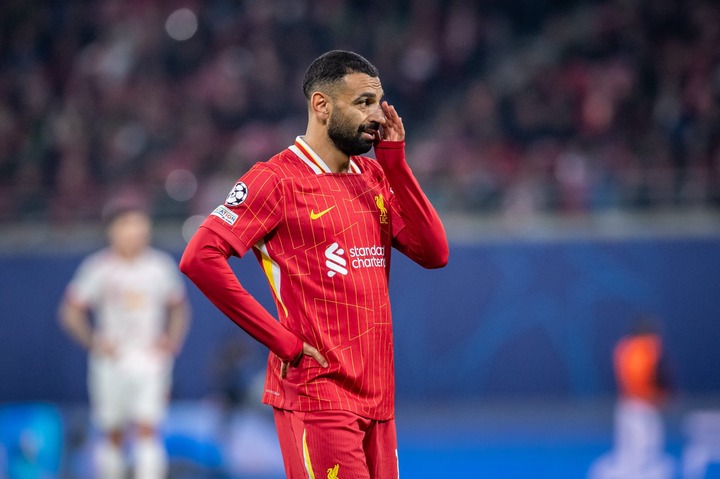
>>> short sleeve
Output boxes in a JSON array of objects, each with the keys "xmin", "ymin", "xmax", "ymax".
[
  {"xmin": 159, "ymin": 253, "xmax": 187, "ymax": 305},
  {"xmin": 202, "ymin": 163, "xmax": 284, "ymax": 257},
  {"xmin": 65, "ymin": 255, "xmax": 103, "ymax": 308}
]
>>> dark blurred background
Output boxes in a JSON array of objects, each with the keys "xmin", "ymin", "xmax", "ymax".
[
  {"xmin": 1, "ymin": 0, "xmax": 720, "ymax": 478},
  {"xmin": 2, "ymin": 0, "xmax": 720, "ymax": 224}
]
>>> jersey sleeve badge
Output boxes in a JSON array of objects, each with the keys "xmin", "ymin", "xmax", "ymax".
[{"xmin": 225, "ymin": 181, "xmax": 248, "ymax": 206}]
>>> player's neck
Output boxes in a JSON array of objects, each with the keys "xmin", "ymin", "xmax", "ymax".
[
  {"xmin": 302, "ymin": 131, "xmax": 350, "ymax": 173},
  {"xmin": 111, "ymin": 246, "xmax": 144, "ymax": 261}
]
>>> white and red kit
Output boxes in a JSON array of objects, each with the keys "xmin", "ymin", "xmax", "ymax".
[
  {"xmin": 65, "ymin": 248, "xmax": 186, "ymax": 428},
  {"xmin": 181, "ymin": 137, "xmax": 448, "ymax": 421}
]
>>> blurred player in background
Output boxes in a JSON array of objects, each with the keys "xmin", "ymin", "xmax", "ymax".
[
  {"xmin": 180, "ymin": 50, "xmax": 449, "ymax": 478},
  {"xmin": 59, "ymin": 202, "xmax": 190, "ymax": 479},
  {"xmin": 588, "ymin": 315, "xmax": 674, "ymax": 479}
]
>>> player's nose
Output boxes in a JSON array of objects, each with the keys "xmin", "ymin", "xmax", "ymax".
[{"xmin": 368, "ymin": 102, "xmax": 386, "ymax": 124}]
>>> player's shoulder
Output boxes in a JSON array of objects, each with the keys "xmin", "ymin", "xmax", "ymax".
[
  {"xmin": 78, "ymin": 247, "xmax": 113, "ymax": 269},
  {"xmin": 353, "ymin": 155, "xmax": 381, "ymax": 170},
  {"xmin": 353, "ymin": 155, "xmax": 385, "ymax": 179},
  {"xmin": 265, "ymin": 147, "xmax": 318, "ymax": 178},
  {"xmin": 240, "ymin": 148, "xmax": 307, "ymax": 182},
  {"xmin": 142, "ymin": 247, "xmax": 179, "ymax": 268},
  {"xmin": 72, "ymin": 248, "xmax": 116, "ymax": 280}
]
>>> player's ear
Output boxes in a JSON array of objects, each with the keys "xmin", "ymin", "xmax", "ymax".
[{"xmin": 310, "ymin": 92, "xmax": 331, "ymax": 121}]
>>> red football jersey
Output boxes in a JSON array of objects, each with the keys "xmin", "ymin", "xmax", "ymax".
[
  {"xmin": 202, "ymin": 137, "xmax": 408, "ymax": 419},
  {"xmin": 185, "ymin": 136, "xmax": 448, "ymax": 420}
]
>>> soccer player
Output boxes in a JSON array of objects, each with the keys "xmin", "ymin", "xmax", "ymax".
[
  {"xmin": 180, "ymin": 50, "xmax": 449, "ymax": 478},
  {"xmin": 59, "ymin": 203, "xmax": 190, "ymax": 479}
]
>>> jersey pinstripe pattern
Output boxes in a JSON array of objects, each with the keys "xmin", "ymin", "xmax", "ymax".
[{"xmin": 202, "ymin": 137, "xmax": 405, "ymax": 420}]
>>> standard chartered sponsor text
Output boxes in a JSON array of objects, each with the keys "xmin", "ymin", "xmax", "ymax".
[{"xmin": 349, "ymin": 245, "xmax": 386, "ymax": 269}]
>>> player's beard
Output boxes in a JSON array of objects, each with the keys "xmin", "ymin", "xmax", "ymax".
[{"xmin": 327, "ymin": 109, "xmax": 379, "ymax": 156}]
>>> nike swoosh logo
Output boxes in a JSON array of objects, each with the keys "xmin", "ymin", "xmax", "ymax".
[{"xmin": 310, "ymin": 206, "xmax": 335, "ymax": 220}]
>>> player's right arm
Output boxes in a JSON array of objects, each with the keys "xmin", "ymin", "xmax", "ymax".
[
  {"xmin": 58, "ymin": 298, "xmax": 116, "ymax": 356},
  {"xmin": 180, "ymin": 164, "xmax": 326, "ymax": 371},
  {"xmin": 180, "ymin": 227, "xmax": 303, "ymax": 362},
  {"xmin": 59, "ymin": 256, "xmax": 115, "ymax": 356},
  {"xmin": 180, "ymin": 230, "xmax": 326, "ymax": 374},
  {"xmin": 58, "ymin": 298, "xmax": 93, "ymax": 350}
]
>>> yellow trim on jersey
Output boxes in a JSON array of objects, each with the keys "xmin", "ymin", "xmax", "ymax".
[
  {"xmin": 303, "ymin": 429, "xmax": 316, "ymax": 479},
  {"xmin": 254, "ymin": 239, "xmax": 288, "ymax": 317},
  {"xmin": 295, "ymin": 138, "xmax": 329, "ymax": 173},
  {"xmin": 290, "ymin": 144, "xmax": 323, "ymax": 174},
  {"xmin": 292, "ymin": 136, "xmax": 361, "ymax": 174}
]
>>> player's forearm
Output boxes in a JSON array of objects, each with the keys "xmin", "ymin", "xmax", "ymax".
[
  {"xmin": 180, "ymin": 227, "xmax": 303, "ymax": 362},
  {"xmin": 59, "ymin": 301, "xmax": 94, "ymax": 350},
  {"xmin": 166, "ymin": 300, "xmax": 190, "ymax": 353},
  {"xmin": 375, "ymin": 140, "xmax": 449, "ymax": 268}
]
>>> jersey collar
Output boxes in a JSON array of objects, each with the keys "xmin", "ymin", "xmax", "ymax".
[{"xmin": 289, "ymin": 136, "xmax": 361, "ymax": 174}]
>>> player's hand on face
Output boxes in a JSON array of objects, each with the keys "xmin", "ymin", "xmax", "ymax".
[
  {"xmin": 379, "ymin": 101, "xmax": 405, "ymax": 142},
  {"xmin": 281, "ymin": 342, "xmax": 328, "ymax": 379}
]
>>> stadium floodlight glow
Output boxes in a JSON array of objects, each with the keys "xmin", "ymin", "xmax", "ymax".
[
  {"xmin": 181, "ymin": 215, "xmax": 205, "ymax": 243},
  {"xmin": 165, "ymin": 169, "xmax": 198, "ymax": 202},
  {"xmin": 165, "ymin": 8, "xmax": 198, "ymax": 41}
]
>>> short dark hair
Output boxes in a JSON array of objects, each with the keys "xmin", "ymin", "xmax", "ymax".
[
  {"xmin": 101, "ymin": 198, "xmax": 149, "ymax": 226},
  {"xmin": 302, "ymin": 50, "xmax": 379, "ymax": 100}
]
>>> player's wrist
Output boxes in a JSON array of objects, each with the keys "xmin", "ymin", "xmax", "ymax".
[
  {"xmin": 374, "ymin": 141, "xmax": 407, "ymax": 172},
  {"xmin": 160, "ymin": 335, "xmax": 186, "ymax": 355},
  {"xmin": 290, "ymin": 337, "xmax": 304, "ymax": 362},
  {"xmin": 280, "ymin": 334, "xmax": 304, "ymax": 363},
  {"xmin": 375, "ymin": 139, "xmax": 405, "ymax": 149},
  {"xmin": 91, "ymin": 337, "xmax": 117, "ymax": 356}
]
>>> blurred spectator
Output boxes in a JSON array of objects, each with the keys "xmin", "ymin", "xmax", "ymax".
[
  {"xmin": 1, "ymin": 0, "xmax": 719, "ymax": 224},
  {"xmin": 588, "ymin": 314, "xmax": 675, "ymax": 479}
]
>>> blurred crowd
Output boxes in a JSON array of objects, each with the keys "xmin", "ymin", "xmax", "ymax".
[{"xmin": 1, "ymin": 0, "xmax": 719, "ymax": 224}]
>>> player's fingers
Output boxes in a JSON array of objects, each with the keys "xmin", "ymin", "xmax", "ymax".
[
  {"xmin": 304, "ymin": 344, "xmax": 328, "ymax": 368},
  {"xmin": 282, "ymin": 344, "xmax": 327, "ymax": 379},
  {"xmin": 381, "ymin": 101, "xmax": 393, "ymax": 124},
  {"xmin": 380, "ymin": 102, "xmax": 404, "ymax": 140},
  {"xmin": 382, "ymin": 101, "xmax": 400, "ymax": 124}
]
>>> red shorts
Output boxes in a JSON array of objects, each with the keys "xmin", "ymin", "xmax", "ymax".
[{"xmin": 273, "ymin": 408, "xmax": 399, "ymax": 479}]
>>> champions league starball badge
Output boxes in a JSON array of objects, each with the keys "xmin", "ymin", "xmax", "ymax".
[{"xmin": 225, "ymin": 181, "xmax": 248, "ymax": 206}]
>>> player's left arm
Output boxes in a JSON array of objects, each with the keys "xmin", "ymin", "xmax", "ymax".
[
  {"xmin": 160, "ymin": 297, "xmax": 190, "ymax": 356},
  {"xmin": 375, "ymin": 101, "xmax": 449, "ymax": 268},
  {"xmin": 58, "ymin": 297, "xmax": 117, "ymax": 357},
  {"xmin": 58, "ymin": 298, "xmax": 95, "ymax": 351}
]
